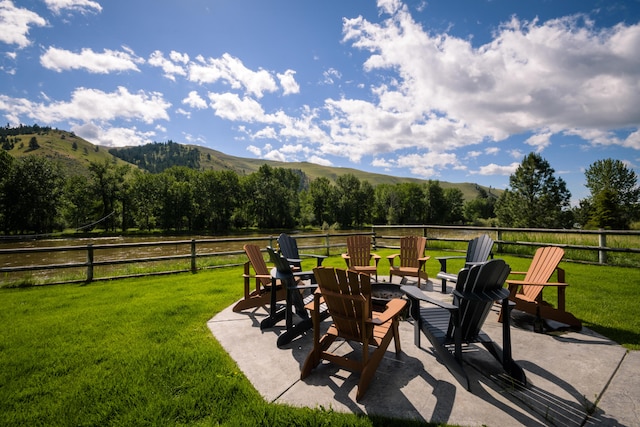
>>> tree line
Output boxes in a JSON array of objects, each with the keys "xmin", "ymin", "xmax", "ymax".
[{"xmin": 0, "ymin": 149, "xmax": 637, "ymax": 235}]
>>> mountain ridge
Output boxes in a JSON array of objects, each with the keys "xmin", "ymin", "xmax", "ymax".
[{"xmin": 3, "ymin": 129, "xmax": 500, "ymax": 201}]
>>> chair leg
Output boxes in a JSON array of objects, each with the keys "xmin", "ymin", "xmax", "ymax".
[
  {"xmin": 357, "ymin": 332, "xmax": 394, "ymax": 401},
  {"xmin": 392, "ymin": 318, "xmax": 402, "ymax": 354}
]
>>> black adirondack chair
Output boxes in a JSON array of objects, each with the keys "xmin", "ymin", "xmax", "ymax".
[
  {"xmin": 277, "ymin": 233, "xmax": 326, "ymax": 272},
  {"xmin": 260, "ymin": 246, "xmax": 329, "ymax": 348},
  {"xmin": 402, "ymin": 259, "xmax": 526, "ymax": 391},
  {"xmin": 436, "ymin": 234, "xmax": 494, "ymax": 293}
]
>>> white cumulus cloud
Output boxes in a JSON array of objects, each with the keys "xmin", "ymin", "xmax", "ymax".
[
  {"xmin": 44, "ymin": 0, "xmax": 102, "ymax": 15},
  {"xmin": 41, "ymin": 47, "xmax": 142, "ymax": 73},
  {"xmin": 0, "ymin": 1, "xmax": 47, "ymax": 48}
]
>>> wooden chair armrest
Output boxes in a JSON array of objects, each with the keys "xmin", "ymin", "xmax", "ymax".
[
  {"xmin": 372, "ymin": 254, "xmax": 381, "ymax": 267},
  {"xmin": 387, "ymin": 253, "xmax": 400, "ymax": 267},
  {"xmin": 507, "ymin": 280, "xmax": 569, "ymax": 288},
  {"xmin": 341, "ymin": 253, "xmax": 350, "ymax": 267},
  {"xmin": 370, "ymin": 298, "xmax": 407, "ymax": 325}
]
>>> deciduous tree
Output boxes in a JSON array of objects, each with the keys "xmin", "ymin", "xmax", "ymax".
[{"xmin": 582, "ymin": 158, "xmax": 640, "ymax": 229}]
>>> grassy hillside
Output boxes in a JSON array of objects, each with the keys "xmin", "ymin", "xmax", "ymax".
[
  {"xmin": 4, "ymin": 130, "xmax": 501, "ymax": 201},
  {"xmin": 194, "ymin": 145, "xmax": 499, "ymax": 201},
  {"xmin": 3, "ymin": 130, "xmax": 129, "ymax": 177}
]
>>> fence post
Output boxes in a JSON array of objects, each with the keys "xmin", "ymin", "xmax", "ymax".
[
  {"xmin": 598, "ymin": 230, "xmax": 607, "ymax": 264},
  {"xmin": 497, "ymin": 229, "xmax": 503, "ymax": 254},
  {"xmin": 191, "ymin": 239, "xmax": 197, "ymax": 273},
  {"xmin": 86, "ymin": 244, "xmax": 94, "ymax": 283},
  {"xmin": 325, "ymin": 233, "xmax": 330, "ymax": 257}
]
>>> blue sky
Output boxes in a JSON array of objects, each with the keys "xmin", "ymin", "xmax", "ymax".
[{"xmin": 1, "ymin": 0, "xmax": 640, "ymax": 204}]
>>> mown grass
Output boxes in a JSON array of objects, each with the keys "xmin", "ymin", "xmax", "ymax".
[
  {"xmin": 1, "ymin": 251, "xmax": 638, "ymax": 426},
  {"xmin": 0, "ymin": 255, "xmax": 432, "ymax": 427}
]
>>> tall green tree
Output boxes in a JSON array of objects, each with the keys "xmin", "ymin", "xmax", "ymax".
[
  {"xmin": 582, "ymin": 158, "xmax": 640, "ymax": 229},
  {"xmin": 424, "ymin": 180, "xmax": 447, "ymax": 224},
  {"xmin": 0, "ymin": 151, "xmax": 13, "ymax": 231},
  {"xmin": 61, "ymin": 175, "xmax": 93, "ymax": 230},
  {"xmin": 495, "ymin": 153, "xmax": 571, "ymax": 228},
  {"xmin": 372, "ymin": 183, "xmax": 401, "ymax": 224},
  {"xmin": 88, "ymin": 160, "xmax": 130, "ymax": 232},
  {"xmin": 308, "ymin": 177, "xmax": 336, "ymax": 227},
  {"xmin": 464, "ymin": 187, "xmax": 496, "ymax": 224},
  {"xmin": 334, "ymin": 174, "xmax": 373, "ymax": 228},
  {"xmin": 1, "ymin": 155, "xmax": 64, "ymax": 233},
  {"xmin": 241, "ymin": 165, "xmax": 300, "ymax": 229},
  {"xmin": 129, "ymin": 170, "xmax": 165, "ymax": 231},
  {"xmin": 160, "ymin": 167, "xmax": 197, "ymax": 231},
  {"xmin": 193, "ymin": 170, "xmax": 239, "ymax": 232},
  {"xmin": 443, "ymin": 187, "xmax": 465, "ymax": 224}
]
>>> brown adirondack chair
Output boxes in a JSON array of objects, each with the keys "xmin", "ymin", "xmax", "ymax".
[
  {"xmin": 500, "ymin": 246, "xmax": 582, "ymax": 330},
  {"xmin": 387, "ymin": 235, "xmax": 430, "ymax": 287},
  {"xmin": 301, "ymin": 267, "xmax": 406, "ymax": 400},
  {"xmin": 341, "ymin": 235, "xmax": 381, "ymax": 280},
  {"xmin": 232, "ymin": 244, "xmax": 286, "ymax": 312},
  {"xmin": 436, "ymin": 234, "xmax": 494, "ymax": 293}
]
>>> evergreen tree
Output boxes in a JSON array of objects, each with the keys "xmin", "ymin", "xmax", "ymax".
[{"xmin": 495, "ymin": 153, "xmax": 571, "ymax": 228}]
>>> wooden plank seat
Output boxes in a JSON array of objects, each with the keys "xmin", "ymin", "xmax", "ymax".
[{"xmin": 402, "ymin": 259, "xmax": 526, "ymax": 391}]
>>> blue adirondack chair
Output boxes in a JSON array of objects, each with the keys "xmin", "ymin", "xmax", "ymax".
[
  {"xmin": 402, "ymin": 258, "xmax": 526, "ymax": 391},
  {"xmin": 436, "ymin": 234, "xmax": 494, "ymax": 293}
]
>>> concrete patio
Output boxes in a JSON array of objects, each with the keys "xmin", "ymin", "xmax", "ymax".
[{"xmin": 208, "ymin": 277, "xmax": 639, "ymax": 426}]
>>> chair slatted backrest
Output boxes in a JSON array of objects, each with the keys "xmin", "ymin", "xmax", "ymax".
[
  {"xmin": 520, "ymin": 247, "xmax": 564, "ymax": 301},
  {"xmin": 314, "ymin": 267, "xmax": 372, "ymax": 343},
  {"xmin": 244, "ymin": 244, "xmax": 272, "ymax": 287},
  {"xmin": 266, "ymin": 246, "xmax": 293, "ymax": 278},
  {"xmin": 278, "ymin": 233, "xmax": 300, "ymax": 261},
  {"xmin": 399, "ymin": 236, "xmax": 427, "ymax": 268},
  {"xmin": 346, "ymin": 235, "xmax": 374, "ymax": 267},
  {"xmin": 466, "ymin": 234, "xmax": 494, "ymax": 264},
  {"xmin": 452, "ymin": 259, "xmax": 511, "ymax": 342}
]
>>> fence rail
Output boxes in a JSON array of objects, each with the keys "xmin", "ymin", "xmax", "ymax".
[{"xmin": 1, "ymin": 226, "xmax": 638, "ymax": 286}]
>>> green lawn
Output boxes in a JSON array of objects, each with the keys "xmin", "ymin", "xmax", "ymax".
[{"xmin": 1, "ymin": 251, "xmax": 637, "ymax": 426}]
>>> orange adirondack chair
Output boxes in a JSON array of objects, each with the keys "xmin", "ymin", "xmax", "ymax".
[
  {"xmin": 500, "ymin": 246, "xmax": 582, "ymax": 330},
  {"xmin": 341, "ymin": 235, "xmax": 380, "ymax": 280},
  {"xmin": 387, "ymin": 235, "xmax": 430, "ymax": 286},
  {"xmin": 232, "ymin": 244, "xmax": 286, "ymax": 312},
  {"xmin": 301, "ymin": 267, "xmax": 406, "ymax": 401}
]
